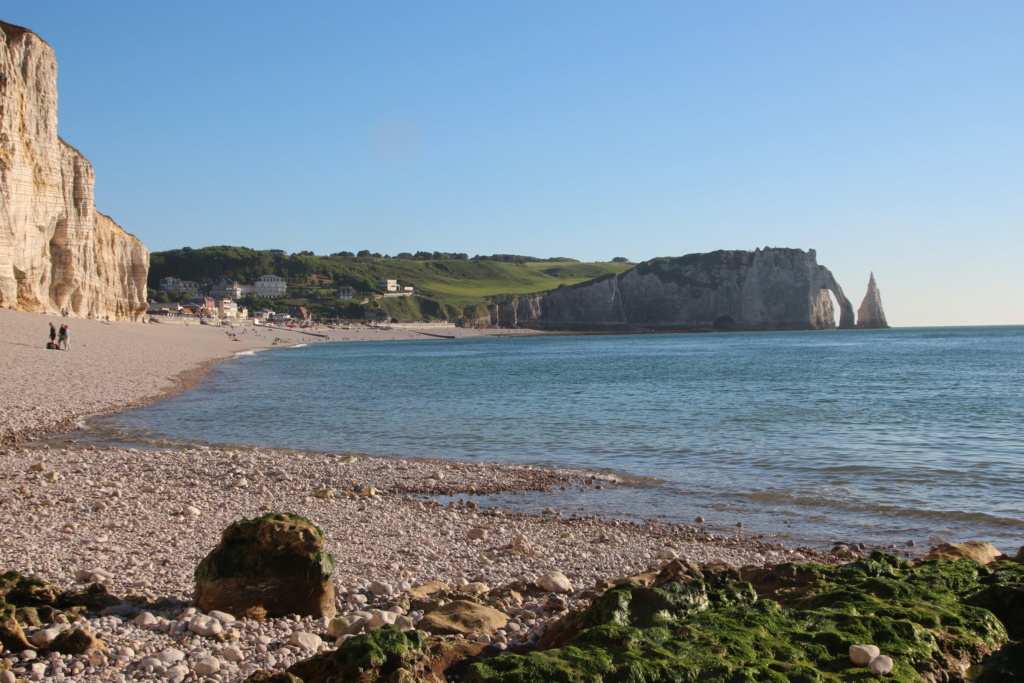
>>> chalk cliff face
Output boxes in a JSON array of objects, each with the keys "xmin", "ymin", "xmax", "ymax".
[
  {"xmin": 463, "ymin": 248, "xmax": 856, "ymax": 332},
  {"xmin": 0, "ymin": 21, "xmax": 148, "ymax": 321},
  {"xmin": 856, "ymin": 272, "xmax": 889, "ymax": 329}
]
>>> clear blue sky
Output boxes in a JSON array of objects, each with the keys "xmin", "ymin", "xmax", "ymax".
[{"xmin": 6, "ymin": 1, "xmax": 1022, "ymax": 325}]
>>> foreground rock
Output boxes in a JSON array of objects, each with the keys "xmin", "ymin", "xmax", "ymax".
[
  {"xmin": 282, "ymin": 553, "xmax": 1024, "ymax": 682},
  {"xmin": 287, "ymin": 626, "xmax": 484, "ymax": 683},
  {"xmin": 926, "ymin": 541, "xmax": 1003, "ymax": 564},
  {"xmin": 194, "ymin": 513, "xmax": 337, "ymax": 619},
  {"xmin": 418, "ymin": 600, "xmax": 509, "ymax": 636}
]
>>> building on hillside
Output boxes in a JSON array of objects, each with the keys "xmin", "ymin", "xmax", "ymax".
[
  {"xmin": 159, "ymin": 277, "xmax": 201, "ymax": 295},
  {"xmin": 185, "ymin": 296, "xmax": 217, "ymax": 316},
  {"xmin": 217, "ymin": 298, "xmax": 241, "ymax": 319},
  {"xmin": 291, "ymin": 307, "xmax": 310, "ymax": 321},
  {"xmin": 210, "ymin": 278, "xmax": 245, "ymax": 299},
  {"xmin": 255, "ymin": 275, "xmax": 287, "ymax": 297},
  {"xmin": 403, "ymin": 285, "xmax": 414, "ymax": 293},
  {"xmin": 337, "ymin": 286, "xmax": 354, "ymax": 300},
  {"xmin": 270, "ymin": 249, "xmax": 288, "ymax": 257},
  {"xmin": 377, "ymin": 279, "xmax": 399, "ymax": 292}
]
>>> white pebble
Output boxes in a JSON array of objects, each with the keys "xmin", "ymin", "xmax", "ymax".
[
  {"xmin": 870, "ymin": 655, "xmax": 894, "ymax": 675},
  {"xmin": 850, "ymin": 644, "xmax": 881, "ymax": 666}
]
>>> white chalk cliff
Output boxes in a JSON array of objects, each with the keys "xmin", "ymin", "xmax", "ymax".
[
  {"xmin": 856, "ymin": 272, "xmax": 889, "ymax": 329},
  {"xmin": 462, "ymin": 248, "xmax": 858, "ymax": 331},
  {"xmin": 0, "ymin": 21, "xmax": 148, "ymax": 321}
]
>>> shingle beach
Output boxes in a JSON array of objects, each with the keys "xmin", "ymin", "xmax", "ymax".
[{"xmin": 0, "ymin": 308, "xmax": 830, "ymax": 682}]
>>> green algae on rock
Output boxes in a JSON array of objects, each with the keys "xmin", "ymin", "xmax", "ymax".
[
  {"xmin": 194, "ymin": 513, "xmax": 337, "ymax": 619},
  {"xmin": 468, "ymin": 554, "xmax": 1023, "ymax": 683},
  {"xmin": 287, "ymin": 625, "xmax": 485, "ymax": 683},
  {"xmin": 0, "ymin": 600, "xmax": 31, "ymax": 652}
]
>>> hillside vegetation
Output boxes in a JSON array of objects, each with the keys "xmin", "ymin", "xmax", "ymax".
[{"xmin": 148, "ymin": 247, "xmax": 633, "ymax": 321}]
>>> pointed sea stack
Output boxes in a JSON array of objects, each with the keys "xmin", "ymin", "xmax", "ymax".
[{"xmin": 856, "ymin": 273, "xmax": 889, "ymax": 328}]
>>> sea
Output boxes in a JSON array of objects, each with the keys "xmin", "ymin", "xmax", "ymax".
[{"xmin": 88, "ymin": 326, "xmax": 1024, "ymax": 551}]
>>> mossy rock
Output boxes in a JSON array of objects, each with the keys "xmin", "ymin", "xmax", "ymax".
[
  {"xmin": 194, "ymin": 513, "xmax": 336, "ymax": 619},
  {"xmin": 976, "ymin": 641, "xmax": 1024, "ymax": 682},
  {"xmin": 469, "ymin": 553, "xmax": 1021, "ymax": 683},
  {"xmin": 15, "ymin": 606, "xmax": 42, "ymax": 627},
  {"xmin": 49, "ymin": 627, "xmax": 106, "ymax": 655},
  {"xmin": 0, "ymin": 571, "xmax": 58, "ymax": 606},
  {"xmin": 55, "ymin": 582, "xmax": 124, "ymax": 613},
  {"xmin": 288, "ymin": 625, "xmax": 483, "ymax": 683},
  {"xmin": 0, "ymin": 600, "xmax": 31, "ymax": 652}
]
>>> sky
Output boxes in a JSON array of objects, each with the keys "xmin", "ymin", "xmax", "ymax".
[{"xmin": 5, "ymin": 1, "xmax": 1022, "ymax": 326}]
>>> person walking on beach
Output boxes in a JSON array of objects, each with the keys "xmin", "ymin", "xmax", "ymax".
[{"xmin": 58, "ymin": 324, "xmax": 69, "ymax": 350}]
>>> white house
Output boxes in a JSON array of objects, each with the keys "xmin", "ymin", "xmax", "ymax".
[
  {"xmin": 255, "ymin": 275, "xmax": 287, "ymax": 297},
  {"xmin": 377, "ymin": 279, "xmax": 399, "ymax": 292}
]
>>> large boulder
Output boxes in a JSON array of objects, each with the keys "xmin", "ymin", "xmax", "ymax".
[
  {"xmin": 418, "ymin": 600, "xmax": 508, "ymax": 636},
  {"xmin": 288, "ymin": 625, "xmax": 483, "ymax": 683},
  {"xmin": 194, "ymin": 513, "xmax": 336, "ymax": 620},
  {"xmin": 927, "ymin": 541, "xmax": 1003, "ymax": 564}
]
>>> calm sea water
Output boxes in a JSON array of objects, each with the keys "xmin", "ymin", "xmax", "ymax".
[{"xmin": 91, "ymin": 327, "xmax": 1024, "ymax": 550}]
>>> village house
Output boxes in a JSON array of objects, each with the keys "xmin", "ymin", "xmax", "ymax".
[
  {"xmin": 210, "ymin": 278, "xmax": 246, "ymax": 299},
  {"xmin": 216, "ymin": 298, "xmax": 245, "ymax": 319},
  {"xmin": 185, "ymin": 296, "xmax": 218, "ymax": 316},
  {"xmin": 146, "ymin": 301, "xmax": 183, "ymax": 316},
  {"xmin": 255, "ymin": 274, "xmax": 287, "ymax": 297},
  {"xmin": 158, "ymin": 276, "xmax": 201, "ymax": 295},
  {"xmin": 377, "ymin": 279, "xmax": 399, "ymax": 292},
  {"xmin": 337, "ymin": 286, "xmax": 355, "ymax": 300}
]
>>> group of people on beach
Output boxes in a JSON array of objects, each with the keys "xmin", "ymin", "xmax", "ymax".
[{"xmin": 47, "ymin": 322, "xmax": 69, "ymax": 350}]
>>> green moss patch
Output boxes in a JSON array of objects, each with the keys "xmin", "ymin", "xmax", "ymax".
[
  {"xmin": 469, "ymin": 553, "xmax": 1024, "ymax": 683},
  {"xmin": 194, "ymin": 513, "xmax": 333, "ymax": 583}
]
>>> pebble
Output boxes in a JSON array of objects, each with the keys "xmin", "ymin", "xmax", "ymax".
[
  {"xmin": 223, "ymin": 645, "xmax": 245, "ymax": 662},
  {"xmin": 288, "ymin": 631, "xmax": 322, "ymax": 650},
  {"xmin": 188, "ymin": 614, "xmax": 223, "ymax": 636},
  {"xmin": 193, "ymin": 655, "xmax": 221, "ymax": 676},
  {"xmin": 157, "ymin": 648, "xmax": 185, "ymax": 664},
  {"xmin": 850, "ymin": 644, "xmax": 881, "ymax": 666},
  {"xmin": 536, "ymin": 570, "xmax": 573, "ymax": 593},
  {"xmin": 870, "ymin": 655, "xmax": 894, "ymax": 675}
]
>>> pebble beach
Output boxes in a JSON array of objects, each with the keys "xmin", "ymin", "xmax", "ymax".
[{"xmin": 0, "ymin": 308, "xmax": 834, "ymax": 682}]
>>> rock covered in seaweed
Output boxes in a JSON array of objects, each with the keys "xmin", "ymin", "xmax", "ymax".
[
  {"xmin": 287, "ymin": 625, "xmax": 484, "ymax": 683},
  {"xmin": 194, "ymin": 513, "xmax": 336, "ymax": 620},
  {"xmin": 465, "ymin": 553, "xmax": 1020, "ymax": 682}
]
